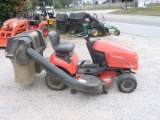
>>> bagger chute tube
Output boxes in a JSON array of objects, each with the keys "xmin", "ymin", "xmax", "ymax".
[{"xmin": 6, "ymin": 30, "xmax": 103, "ymax": 94}]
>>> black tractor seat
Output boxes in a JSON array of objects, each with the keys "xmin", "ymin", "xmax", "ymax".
[
  {"xmin": 54, "ymin": 42, "xmax": 74, "ymax": 53},
  {"xmin": 48, "ymin": 31, "xmax": 75, "ymax": 53},
  {"xmin": 28, "ymin": 20, "xmax": 39, "ymax": 26}
]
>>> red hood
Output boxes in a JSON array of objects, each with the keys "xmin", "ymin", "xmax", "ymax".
[{"xmin": 4, "ymin": 18, "xmax": 28, "ymax": 26}]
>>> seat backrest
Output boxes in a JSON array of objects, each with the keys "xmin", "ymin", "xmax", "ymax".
[
  {"xmin": 34, "ymin": 14, "xmax": 42, "ymax": 22},
  {"xmin": 48, "ymin": 31, "xmax": 60, "ymax": 49},
  {"xmin": 34, "ymin": 14, "xmax": 40, "ymax": 20}
]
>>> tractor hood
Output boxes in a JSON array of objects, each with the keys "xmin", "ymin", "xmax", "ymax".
[
  {"xmin": 3, "ymin": 18, "xmax": 27, "ymax": 28},
  {"xmin": 93, "ymin": 39, "xmax": 138, "ymax": 70},
  {"xmin": 3, "ymin": 18, "xmax": 18, "ymax": 26}
]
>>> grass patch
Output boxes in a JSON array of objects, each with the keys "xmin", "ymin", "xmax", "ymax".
[
  {"xmin": 110, "ymin": 3, "xmax": 160, "ymax": 16},
  {"xmin": 55, "ymin": 8, "xmax": 73, "ymax": 12},
  {"xmin": 48, "ymin": 25, "xmax": 75, "ymax": 40}
]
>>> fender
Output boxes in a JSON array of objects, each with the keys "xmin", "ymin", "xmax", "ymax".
[
  {"xmin": 38, "ymin": 21, "xmax": 48, "ymax": 29},
  {"xmin": 49, "ymin": 51, "xmax": 78, "ymax": 75}
]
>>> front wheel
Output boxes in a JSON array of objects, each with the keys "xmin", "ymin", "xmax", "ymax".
[
  {"xmin": 41, "ymin": 25, "xmax": 49, "ymax": 37},
  {"xmin": 117, "ymin": 73, "xmax": 137, "ymax": 93},
  {"xmin": 45, "ymin": 72, "xmax": 66, "ymax": 91}
]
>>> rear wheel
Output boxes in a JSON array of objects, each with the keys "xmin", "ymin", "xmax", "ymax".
[
  {"xmin": 69, "ymin": 27, "xmax": 75, "ymax": 34},
  {"xmin": 41, "ymin": 25, "xmax": 49, "ymax": 37},
  {"xmin": 35, "ymin": 63, "xmax": 42, "ymax": 73},
  {"xmin": 117, "ymin": 73, "xmax": 137, "ymax": 93},
  {"xmin": 106, "ymin": 27, "xmax": 110, "ymax": 36},
  {"xmin": 91, "ymin": 29, "xmax": 99, "ymax": 37},
  {"xmin": 114, "ymin": 29, "xmax": 120, "ymax": 36},
  {"xmin": 45, "ymin": 72, "xmax": 66, "ymax": 91}
]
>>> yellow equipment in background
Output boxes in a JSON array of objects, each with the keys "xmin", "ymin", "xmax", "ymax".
[{"xmin": 46, "ymin": 11, "xmax": 56, "ymax": 27}]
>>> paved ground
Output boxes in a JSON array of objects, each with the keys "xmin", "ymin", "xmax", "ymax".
[
  {"xmin": 105, "ymin": 14, "xmax": 160, "ymax": 27},
  {"xmin": 0, "ymin": 31, "xmax": 160, "ymax": 120},
  {"xmin": 1, "ymin": 9, "xmax": 160, "ymax": 120}
]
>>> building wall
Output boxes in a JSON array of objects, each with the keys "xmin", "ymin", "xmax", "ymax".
[
  {"xmin": 73, "ymin": 2, "xmax": 135, "ymax": 10},
  {"xmin": 138, "ymin": 0, "xmax": 160, "ymax": 7},
  {"xmin": 79, "ymin": 0, "xmax": 120, "ymax": 4}
]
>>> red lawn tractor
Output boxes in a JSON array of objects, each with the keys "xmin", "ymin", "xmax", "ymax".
[
  {"xmin": 0, "ymin": 2, "xmax": 49, "ymax": 47},
  {"xmin": 6, "ymin": 30, "xmax": 138, "ymax": 94}
]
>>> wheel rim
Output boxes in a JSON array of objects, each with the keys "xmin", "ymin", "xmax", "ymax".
[
  {"xmin": 93, "ymin": 30, "xmax": 98, "ymax": 36},
  {"xmin": 121, "ymin": 79, "xmax": 134, "ymax": 91},
  {"xmin": 70, "ymin": 30, "xmax": 75, "ymax": 34},
  {"xmin": 115, "ymin": 30, "xmax": 119, "ymax": 35},
  {"xmin": 122, "ymin": 80, "xmax": 132, "ymax": 88},
  {"xmin": 121, "ymin": 79, "xmax": 135, "ymax": 93},
  {"xmin": 51, "ymin": 78, "xmax": 61, "ymax": 85},
  {"xmin": 70, "ymin": 27, "xmax": 75, "ymax": 34},
  {"xmin": 43, "ymin": 28, "xmax": 48, "ymax": 36}
]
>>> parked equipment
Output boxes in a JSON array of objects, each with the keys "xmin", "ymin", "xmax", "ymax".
[
  {"xmin": 6, "ymin": 29, "xmax": 138, "ymax": 94},
  {"xmin": 39, "ymin": 2, "xmax": 56, "ymax": 27},
  {"xmin": 0, "ymin": 1, "xmax": 48, "ymax": 47},
  {"xmin": 68, "ymin": 12, "xmax": 107, "ymax": 36},
  {"xmin": 56, "ymin": 13, "xmax": 68, "ymax": 31},
  {"xmin": 92, "ymin": 13, "xmax": 120, "ymax": 36},
  {"xmin": 47, "ymin": 11, "xmax": 56, "ymax": 27}
]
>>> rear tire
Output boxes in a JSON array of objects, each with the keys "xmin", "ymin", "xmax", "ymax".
[
  {"xmin": 106, "ymin": 27, "xmax": 110, "ymax": 36},
  {"xmin": 35, "ymin": 63, "xmax": 42, "ymax": 73},
  {"xmin": 114, "ymin": 29, "xmax": 120, "ymax": 36},
  {"xmin": 69, "ymin": 27, "xmax": 75, "ymax": 34},
  {"xmin": 41, "ymin": 25, "xmax": 49, "ymax": 37},
  {"xmin": 45, "ymin": 72, "xmax": 66, "ymax": 91},
  {"xmin": 91, "ymin": 29, "xmax": 99, "ymax": 37},
  {"xmin": 117, "ymin": 73, "xmax": 137, "ymax": 93}
]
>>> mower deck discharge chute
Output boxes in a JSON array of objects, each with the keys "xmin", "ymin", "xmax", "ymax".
[{"xmin": 6, "ymin": 30, "xmax": 103, "ymax": 94}]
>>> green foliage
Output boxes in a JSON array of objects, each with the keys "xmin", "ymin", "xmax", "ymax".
[
  {"xmin": 110, "ymin": 3, "xmax": 160, "ymax": 16},
  {"xmin": 30, "ymin": 0, "xmax": 39, "ymax": 6},
  {"xmin": 0, "ymin": 0, "xmax": 31, "ymax": 21},
  {"xmin": 0, "ymin": 3, "xmax": 9, "ymax": 21},
  {"xmin": 59, "ymin": 0, "xmax": 72, "ymax": 8},
  {"xmin": 40, "ymin": 0, "xmax": 53, "ymax": 6},
  {"xmin": 147, "ymin": 3, "xmax": 160, "ymax": 8},
  {"xmin": 54, "ymin": 2, "xmax": 61, "ymax": 9}
]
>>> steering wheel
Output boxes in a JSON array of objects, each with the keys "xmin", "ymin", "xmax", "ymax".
[
  {"xmin": 77, "ymin": 29, "xmax": 94, "ymax": 37},
  {"xmin": 77, "ymin": 29, "xmax": 94, "ymax": 42}
]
